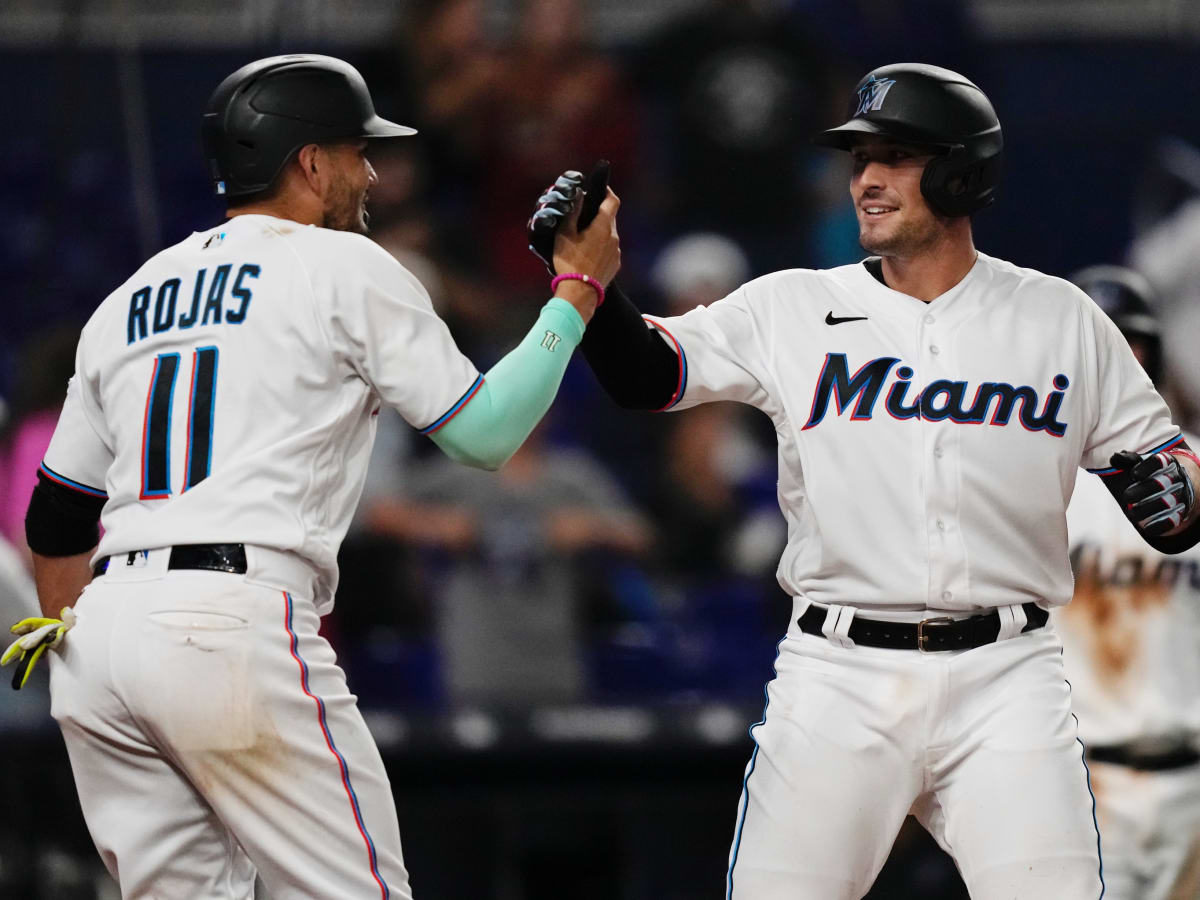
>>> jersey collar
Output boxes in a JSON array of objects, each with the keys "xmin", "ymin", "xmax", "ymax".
[{"xmin": 849, "ymin": 252, "xmax": 986, "ymax": 320}]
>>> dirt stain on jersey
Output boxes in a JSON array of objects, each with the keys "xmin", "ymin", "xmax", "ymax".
[{"xmin": 1064, "ymin": 560, "xmax": 1170, "ymax": 687}]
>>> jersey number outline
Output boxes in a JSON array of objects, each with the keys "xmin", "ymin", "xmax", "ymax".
[{"xmin": 140, "ymin": 346, "xmax": 219, "ymax": 499}]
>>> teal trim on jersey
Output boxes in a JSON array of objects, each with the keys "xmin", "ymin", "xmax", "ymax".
[{"xmin": 429, "ymin": 298, "xmax": 585, "ymax": 470}]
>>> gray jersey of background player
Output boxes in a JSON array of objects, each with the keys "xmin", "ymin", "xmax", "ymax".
[
  {"xmin": 1057, "ymin": 265, "xmax": 1200, "ymax": 900},
  {"xmin": 4, "ymin": 55, "xmax": 620, "ymax": 899},
  {"xmin": 395, "ymin": 425, "xmax": 652, "ymax": 707},
  {"xmin": 532, "ymin": 64, "xmax": 1200, "ymax": 899}
]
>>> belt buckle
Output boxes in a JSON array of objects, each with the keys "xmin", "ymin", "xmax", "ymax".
[{"xmin": 917, "ymin": 616, "xmax": 955, "ymax": 652}]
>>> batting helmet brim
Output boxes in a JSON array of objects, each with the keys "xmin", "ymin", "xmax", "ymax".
[
  {"xmin": 362, "ymin": 114, "xmax": 418, "ymax": 138},
  {"xmin": 812, "ymin": 119, "xmax": 959, "ymax": 152}
]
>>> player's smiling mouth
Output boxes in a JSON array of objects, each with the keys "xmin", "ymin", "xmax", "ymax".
[{"xmin": 861, "ymin": 204, "xmax": 897, "ymax": 217}]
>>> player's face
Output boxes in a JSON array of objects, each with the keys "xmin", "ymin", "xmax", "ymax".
[
  {"xmin": 849, "ymin": 137, "xmax": 943, "ymax": 258},
  {"xmin": 321, "ymin": 141, "xmax": 378, "ymax": 235}
]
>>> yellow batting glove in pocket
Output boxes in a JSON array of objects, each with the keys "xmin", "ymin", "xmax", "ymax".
[{"xmin": 2, "ymin": 608, "xmax": 76, "ymax": 690}]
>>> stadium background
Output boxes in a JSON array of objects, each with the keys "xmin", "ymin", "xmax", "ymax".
[{"xmin": 2, "ymin": 0, "xmax": 1199, "ymax": 896}]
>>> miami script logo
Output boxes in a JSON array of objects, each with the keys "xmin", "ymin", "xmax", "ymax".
[{"xmin": 802, "ymin": 353, "xmax": 1070, "ymax": 436}]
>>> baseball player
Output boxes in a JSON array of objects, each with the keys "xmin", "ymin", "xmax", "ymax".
[
  {"xmin": 531, "ymin": 64, "xmax": 1200, "ymax": 899},
  {"xmin": 1, "ymin": 54, "xmax": 619, "ymax": 899},
  {"xmin": 1056, "ymin": 265, "xmax": 1200, "ymax": 900}
]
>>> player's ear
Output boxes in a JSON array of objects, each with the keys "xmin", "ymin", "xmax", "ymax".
[{"xmin": 294, "ymin": 143, "xmax": 324, "ymax": 195}]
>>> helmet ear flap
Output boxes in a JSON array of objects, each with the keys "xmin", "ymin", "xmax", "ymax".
[
  {"xmin": 919, "ymin": 151, "xmax": 960, "ymax": 217},
  {"xmin": 920, "ymin": 148, "xmax": 1001, "ymax": 218}
]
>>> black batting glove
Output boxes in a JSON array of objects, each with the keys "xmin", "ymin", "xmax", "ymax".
[
  {"xmin": 1110, "ymin": 448, "xmax": 1197, "ymax": 536},
  {"xmin": 527, "ymin": 170, "xmax": 584, "ymax": 275}
]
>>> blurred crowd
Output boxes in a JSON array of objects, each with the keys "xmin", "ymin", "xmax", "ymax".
[{"xmin": 2, "ymin": 0, "xmax": 1199, "ymax": 715}]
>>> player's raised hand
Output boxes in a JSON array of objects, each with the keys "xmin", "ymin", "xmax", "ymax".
[
  {"xmin": 526, "ymin": 161, "xmax": 620, "ymax": 287},
  {"xmin": 527, "ymin": 170, "xmax": 584, "ymax": 275},
  {"xmin": 1110, "ymin": 448, "xmax": 1198, "ymax": 536},
  {"xmin": 552, "ymin": 184, "xmax": 621, "ymax": 289}
]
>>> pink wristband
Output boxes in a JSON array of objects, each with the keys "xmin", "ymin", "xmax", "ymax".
[{"xmin": 551, "ymin": 273, "xmax": 605, "ymax": 307}]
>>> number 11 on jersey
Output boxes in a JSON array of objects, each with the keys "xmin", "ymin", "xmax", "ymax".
[{"xmin": 140, "ymin": 346, "xmax": 219, "ymax": 499}]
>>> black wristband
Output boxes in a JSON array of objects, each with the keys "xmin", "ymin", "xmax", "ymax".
[{"xmin": 580, "ymin": 281, "xmax": 680, "ymax": 410}]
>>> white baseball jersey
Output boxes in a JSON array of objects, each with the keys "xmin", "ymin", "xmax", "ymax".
[
  {"xmin": 645, "ymin": 252, "xmax": 1179, "ymax": 613},
  {"xmin": 41, "ymin": 213, "xmax": 481, "ymax": 611},
  {"xmin": 1058, "ymin": 460, "xmax": 1200, "ymax": 746}
]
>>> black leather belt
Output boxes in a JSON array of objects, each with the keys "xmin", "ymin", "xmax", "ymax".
[
  {"xmin": 1086, "ymin": 743, "xmax": 1200, "ymax": 772},
  {"xmin": 93, "ymin": 544, "xmax": 247, "ymax": 577},
  {"xmin": 797, "ymin": 601, "xmax": 1049, "ymax": 652}
]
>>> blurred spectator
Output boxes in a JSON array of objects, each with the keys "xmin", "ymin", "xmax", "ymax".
[
  {"xmin": 328, "ymin": 408, "xmax": 439, "ymax": 707},
  {"xmin": 477, "ymin": 0, "xmax": 640, "ymax": 289},
  {"xmin": 361, "ymin": 0, "xmax": 505, "ymax": 291},
  {"xmin": 404, "ymin": 0, "xmax": 506, "ymax": 197},
  {"xmin": 368, "ymin": 0, "xmax": 641, "ymax": 347},
  {"xmin": 359, "ymin": 139, "xmax": 431, "ymax": 238},
  {"xmin": 651, "ymin": 231, "xmax": 752, "ymax": 315},
  {"xmin": 373, "ymin": 208, "xmax": 522, "ymax": 363},
  {"xmin": 0, "ymin": 325, "xmax": 80, "ymax": 558},
  {"xmin": 653, "ymin": 401, "xmax": 779, "ymax": 580},
  {"xmin": 367, "ymin": 423, "xmax": 653, "ymax": 707},
  {"xmin": 638, "ymin": 232, "xmax": 783, "ymax": 696},
  {"xmin": 645, "ymin": 231, "xmax": 781, "ymax": 581},
  {"xmin": 634, "ymin": 0, "xmax": 835, "ymax": 272},
  {"xmin": 1128, "ymin": 193, "xmax": 1200, "ymax": 431}
]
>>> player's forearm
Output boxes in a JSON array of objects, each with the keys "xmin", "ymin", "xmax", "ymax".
[
  {"xmin": 545, "ymin": 509, "xmax": 655, "ymax": 554},
  {"xmin": 31, "ymin": 550, "xmax": 94, "ymax": 618},
  {"xmin": 553, "ymin": 280, "xmax": 601, "ymax": 325},
  {"xmin": 362, "ymin": 501, "xmax": 478, "ymax": 550},
  {"xmin": 430, "ymin": 298, "xmax": 584, "ymax": 470},
  {"xmin": 579, "ymin": 282, "xmax": 680, "ymax": 410}
]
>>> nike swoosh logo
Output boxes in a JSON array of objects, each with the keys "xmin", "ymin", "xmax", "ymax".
[{"xmin": 826, "ymin": 312, "xmax": 869, "ymax": 325}]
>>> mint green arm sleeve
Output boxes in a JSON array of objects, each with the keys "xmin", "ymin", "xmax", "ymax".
[{"xmin": 428, "ymin": 298, "xmax": 586, "ymax": 470}]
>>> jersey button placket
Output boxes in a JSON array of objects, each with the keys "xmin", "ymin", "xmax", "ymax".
[{"xmin": 921, "ymin": 312, "xmax": 956, "ymax": 608}]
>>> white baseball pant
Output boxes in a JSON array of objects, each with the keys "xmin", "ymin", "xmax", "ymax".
[
  {"xmin": 1088, "ymin": 758, "xmax": 1200, "ymax": 900},
  {"xmin": 726, "ymin": 603, "xmax": 1104, "ymax": 899},
  {"xmin": 49, "ymin": 551, "xmax": 410, "ymax": 899}
]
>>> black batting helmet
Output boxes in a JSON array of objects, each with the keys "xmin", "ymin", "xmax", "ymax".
[
  {"xmin": 1071, "ymin": 265, "xmax": 1163, "ymax": 384},
  {"xmin": 201, "ymin": 54, "xmax": 416, "ymax": 199},
  {"xmin": 814, "ymin": 63, "xmax": 1003, "ymax": 218}
]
